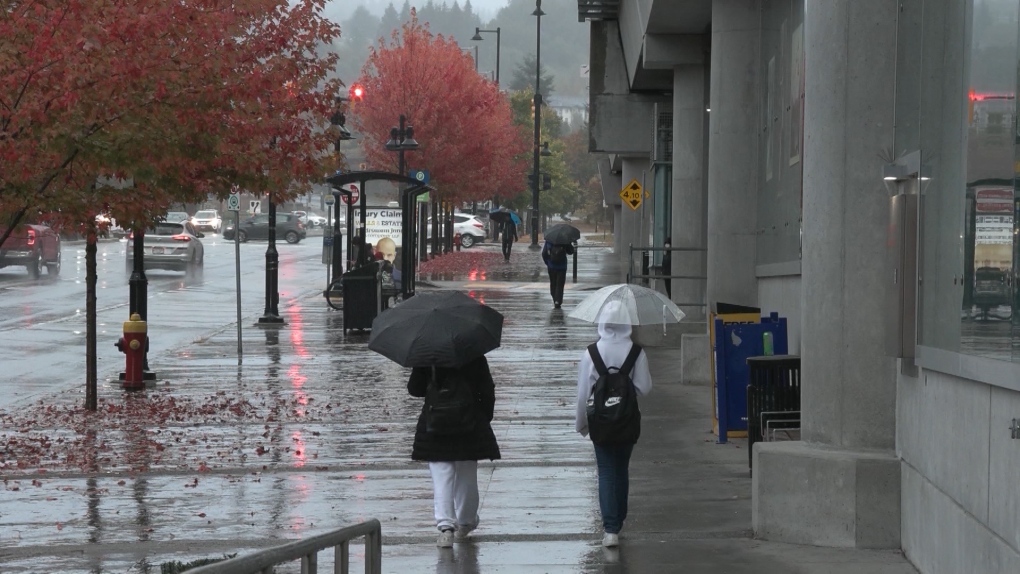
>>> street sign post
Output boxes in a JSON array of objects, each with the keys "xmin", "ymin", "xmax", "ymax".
[
  {"xmin": 250, "ymin": 200, "xmax": 262, "ymax": 214},
  {"xmin": 227, "ymin": 194, "xmax": 240, "ymax": 212},
  {"xmin": 620, "ymin": 179, "xmax": 643, "ymax": 210}
]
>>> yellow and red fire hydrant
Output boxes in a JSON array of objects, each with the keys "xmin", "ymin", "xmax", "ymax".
[{"xmin": 115, "ymin": 313, "xmax": 147, "ymax": 389}]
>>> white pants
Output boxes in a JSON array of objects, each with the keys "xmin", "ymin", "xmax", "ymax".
[{"xmin": 429, "ymin": 461, "xmax": 479, "ymax": 531}]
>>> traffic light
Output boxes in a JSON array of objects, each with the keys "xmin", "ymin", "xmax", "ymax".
[
  {"xmin": 331, "ymin": 96, "xmax": 352, "ymax": 141},
  {"xmin": 349, "ymin": 83, "xmax": 365, "ymax": 102},
  {"xmin": 528, "ymin": 173, "xmax": 552, "ymax": 191}
]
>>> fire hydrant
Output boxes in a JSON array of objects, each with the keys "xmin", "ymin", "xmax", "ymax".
[
  {"xmin": 454, "ymin": 233, "xmax": 462, "ymax": 251},
  {"xmin": 115, "ymin": 313, "xmax": 147, "ymax": 389}
]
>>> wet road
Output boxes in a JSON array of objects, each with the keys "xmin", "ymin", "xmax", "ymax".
[{"xmin": 0, "ymin": 233, "xmax": 336, "ymax": 409}]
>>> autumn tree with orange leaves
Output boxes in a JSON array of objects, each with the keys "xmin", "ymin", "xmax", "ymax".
[
  {"xmin": 352, "ymin": 12, "xmax": 528, "ymax": 206},
  {"xmin": 0, "ymin": 0, "xmax": 342, "ymax": 409}
]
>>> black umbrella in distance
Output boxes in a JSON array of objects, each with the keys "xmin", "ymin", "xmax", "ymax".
[
  {"xmin": 368, "ymin": 291, "xmax": 504, "ymax": 368},
  {"xmin": 543, "ymin": 223, "xmax": 581, "ymax": 245}
]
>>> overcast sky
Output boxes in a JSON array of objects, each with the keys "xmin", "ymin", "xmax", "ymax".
[{"xmin": 326, "ymin": 0, "xmax": 511, "ymax": 22}]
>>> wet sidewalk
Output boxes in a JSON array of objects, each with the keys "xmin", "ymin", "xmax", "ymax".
[{"xmin": 0, "ymin": 244, "xmax": 916, "ymax": 573}]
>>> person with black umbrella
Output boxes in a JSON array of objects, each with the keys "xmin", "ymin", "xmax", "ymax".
[
  {"xmin": 500, "ymin": 219, "xmax": 518, "ymax": 262},
  {"xmin": 541, "ymin": 224, "xmax": 581, "ymax": 308},
  {"xmin": 367, "ymin": 292, "xmax": 504, "ymax": 547}
]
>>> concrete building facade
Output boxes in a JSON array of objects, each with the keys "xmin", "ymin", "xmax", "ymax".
[{"xmin": 579, "ymin": 0, "xmax": 1020, "ymax": 571}]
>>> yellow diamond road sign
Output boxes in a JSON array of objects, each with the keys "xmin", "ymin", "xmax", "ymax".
[{"xmin": 620, "ymin": 179, "xmax": 643, "ymax": 210}]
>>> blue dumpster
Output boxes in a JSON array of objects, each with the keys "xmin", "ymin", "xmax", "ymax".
[{"xmin": 713, "ymin": 312, "xmax": 788, "ymax": 443}]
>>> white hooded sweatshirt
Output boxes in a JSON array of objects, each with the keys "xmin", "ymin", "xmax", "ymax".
[{"xmin": 575, "ymin": 301, "xmax": 653, "ymax": 436}]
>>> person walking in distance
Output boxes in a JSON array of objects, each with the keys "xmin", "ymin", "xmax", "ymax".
[
  {"xmin": 541, "ymin": 239, "xmax": 574, "ymax": 308},
  {"xmin": 407, "ymin": 355, "xmax": 501, "ymax": 548},
  {"xmin": 500, "ymin": 219, "xmax": 518, "ymax": 262},
  {"xmin": 575, "ymin": 301, "xmax": 653, "ymax": 547}
]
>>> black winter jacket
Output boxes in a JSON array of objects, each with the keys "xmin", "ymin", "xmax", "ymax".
[{"xmin": 407, "ymin": 356, "xmax": 501, "ymax": 462}]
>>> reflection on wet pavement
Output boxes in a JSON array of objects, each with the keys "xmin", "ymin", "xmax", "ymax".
[{"xmin": 0, "ymin": 248, "xmax": 620, "ymax": 573}]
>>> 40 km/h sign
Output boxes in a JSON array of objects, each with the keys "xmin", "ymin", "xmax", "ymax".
[{"xmin": 620, "ymin": 179, "xmax": 643, "ymax": 210}]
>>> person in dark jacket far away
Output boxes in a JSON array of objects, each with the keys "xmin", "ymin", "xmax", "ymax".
[
  {"xmin": 500, "ymin": 219, "xmax": 518, "ymax": 262},
  {"xmin": 408, "ymin": 355, "xmax": 501, "ymax": 548},
  {"xmin": 541, "ymin": 240, "xmax": 575, "ymax": 308}
]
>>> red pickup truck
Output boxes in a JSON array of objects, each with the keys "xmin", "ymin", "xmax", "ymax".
[{"xmin": 0, "ymin": 224, "xmax": 62, "ymax": 278}]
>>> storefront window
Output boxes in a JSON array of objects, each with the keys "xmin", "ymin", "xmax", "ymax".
[{"xmin": 910, "ymin": 0, "xmax": 1020, "ymax": 362}]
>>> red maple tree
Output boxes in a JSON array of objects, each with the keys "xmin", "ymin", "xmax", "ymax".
[
  {"xmin": 352, "ymin": 12, "xmax": 529, "ymax": 205},
  {"xmin": 1, "ymin": 0, "xmax": 343, "ymax": 409}
]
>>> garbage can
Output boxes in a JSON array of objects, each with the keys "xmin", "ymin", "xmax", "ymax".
[
  {"xmin": 712, "ymin": 312, "xmax": 788, "ymax": 443},
  {"xmin": 745, "ymin": 355, "xmax": 801, "ymax": 474},
  {"xmin": 342, "ymin": 262, "xmax": 382, "ymax": 333}
]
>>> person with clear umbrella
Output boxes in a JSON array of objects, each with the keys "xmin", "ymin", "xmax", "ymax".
[{"xmin": 569, "ymin": 287, "xmax": 685, "ymax": 547}]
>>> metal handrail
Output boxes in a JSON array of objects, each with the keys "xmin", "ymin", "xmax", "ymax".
[
  {"xmin": 186, "ymin": 519, "xmax": 382, "ymax": 574},
  {"xmin": 627, "ymin": 244, "xmax": 708, "ymax": 308}
]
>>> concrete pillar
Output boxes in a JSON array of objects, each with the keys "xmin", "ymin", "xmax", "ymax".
[
  {"xmin": 619, "ymin": 157, "xmax": 650, "ymax": 278},
  {"xmin": 706, "ymin": 0, "xmax": 759, "ymax": 312},
  {"xmin": 672, "ymin": 65, "xmax": 708, "ymax": 321},
  {"xmin": 753, "ymin": 0, "xmax": 901, "ymax": 549}
]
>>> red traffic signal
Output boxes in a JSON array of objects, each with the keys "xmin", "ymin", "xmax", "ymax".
[{"xmin": 349, "ymin": 83, "xmax": 365, "ymax": 102}]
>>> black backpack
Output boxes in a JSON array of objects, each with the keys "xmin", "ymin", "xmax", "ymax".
[
  {"xmin": 548, "ymin": 244, "xmax": 567, "ymax": 265},
  {"xmin": 425, "ymin": 370, "xmax": 478, "ymax": 435},
  {"xmin": 585, "ymin": 343, "xmax": 642, "ymax": 445}
]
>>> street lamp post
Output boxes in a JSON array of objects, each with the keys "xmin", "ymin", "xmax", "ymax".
[
  {"xmin": 385, "ymin": 115, "xmax": 419, "ymax": 299},
  {"xmin": 530, "ymin": 0, "xmax": 545, "ymax": 248},
  {"xmin": 471, "ymin": 26, "xmax": 501, "ymax": 85},
  {"xmin": 473, "ymin": 25, "xmax": 503, "ymax": 239}
]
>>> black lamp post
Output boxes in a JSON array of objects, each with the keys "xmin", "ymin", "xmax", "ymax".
[
  {"xmin": 385, "ymin": 114, "xmax": 419, "ymax": 299},
  {"xmin": 473, "ymin": 25, "xmax": 503, "ymax": 234},
  {"xmin": 257, "ymin": 190, "xmax": 284, "ymax": 325},
  {"xmin": 471, "ymin": 26, "xmax": 501, "ymax": 85},
  {"xmin": 529, "ymin": 0, "xmax": 545, "ymax": 248}
]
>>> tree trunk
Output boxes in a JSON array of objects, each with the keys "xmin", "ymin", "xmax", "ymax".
[{"xmin": 85, "ymin": 231, "xmax": 98, "ymax": 411}]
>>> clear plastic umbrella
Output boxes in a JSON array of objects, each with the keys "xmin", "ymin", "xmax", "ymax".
[{"xmin": 568, "ymin": 284, "xmax": 685, "ymax": 334}]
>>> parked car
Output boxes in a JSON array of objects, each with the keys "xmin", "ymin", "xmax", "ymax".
[
  {"xmin": 126, "ymin": 221, "xmax": 204, "ymax": 274},
  {"xmin": 164, "ymin": 211, "xmax": 190, "ymax": 223},
  {"xmin": 426, "ymin": 213, "xmax": 487, "ymax": 248},
  {"xmin": 191, "ymin": 210, "xmax": 222, "ymax": 233},
  {"xmin": 223, "ymin": 213, "xmax": 306, "ymax": 244},
  {"xmin": 0, "ymin": 224, "xmax": 61, "ymax": 278}
]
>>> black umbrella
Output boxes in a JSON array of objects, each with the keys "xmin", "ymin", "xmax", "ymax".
[
  {"xmin": 368, "ymin": 291, "xmax": 504, "ymax": 368},
  {"xmin": 543, "ymin": 223, "xmax": 581, "ymax": 245}
]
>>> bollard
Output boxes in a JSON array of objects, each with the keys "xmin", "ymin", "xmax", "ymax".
[
  {"xmin": 454, "ymin": 233, "xmax": 462, "ymax": 251},
  {"xmin": 572, "ymin": 246, "xmax": 578, "ymax": 283}
]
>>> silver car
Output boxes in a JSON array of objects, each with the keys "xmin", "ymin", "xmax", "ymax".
[{"xmin": 126, "ymin": 221, "xmax": 205, "ymax": 275}]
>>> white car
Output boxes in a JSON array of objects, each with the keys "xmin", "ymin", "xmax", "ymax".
[
  {"xmin": 305, "ymin": 213, "xmax": 327, "ymax": 227},
  {"xmin": 191, "ymin": 210, "xmax": 222, "ymax": 233},
  {"xmin": 426, "ymin": 213, "xmax": 487, "ymax": 248}
]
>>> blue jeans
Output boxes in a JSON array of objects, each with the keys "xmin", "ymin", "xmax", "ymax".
[{"xmin": 593, "ymin": 442, "xmax": 635, "ymax": 534}]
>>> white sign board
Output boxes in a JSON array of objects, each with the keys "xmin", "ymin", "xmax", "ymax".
[
  {"xmin": 250, "ymin": 200, "xmax": 262, "ymax": 214},
  {"xmin": 227, "ymin": 194, "xmax": 240, "ymax": 211},
  {"xmin": 364, "ymin": 207, "xmax": 403, "ymax": 248}
]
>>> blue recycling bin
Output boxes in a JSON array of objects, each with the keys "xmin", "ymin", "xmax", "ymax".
[{"xmin": 713, "ymin": 312, "xmax": 788, "ymax": 443}]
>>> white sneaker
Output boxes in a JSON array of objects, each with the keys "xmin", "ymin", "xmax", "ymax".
[
  {"xmin": 455, "ymin": 524, "xmax": 477, "ymax": 540},
  {"xmin": 437, "ymin": 529, "xmax": 454, "ymax": 548},
  {"xmin": 602, "ymin": 533, "xmax": 619, "ymax": 547}
]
